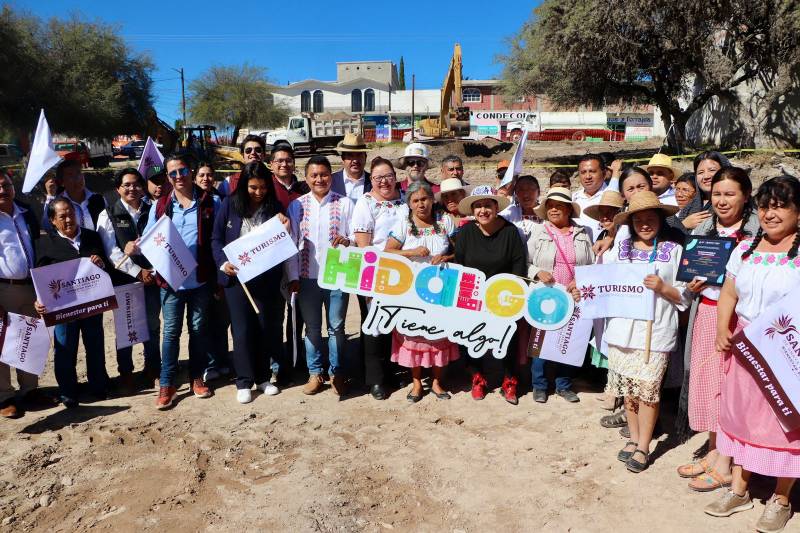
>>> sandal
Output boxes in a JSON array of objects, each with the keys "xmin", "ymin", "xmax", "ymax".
[
  {"xmin": 688, "ymin": 468, "xmax": 732, "ymax": 492},
  {"xmin": 626, "ymin": 449, "xmax": 650, "ymax": 473},
  {"xmin": 617, "ymin": 441, "xmax": 638, "ymax": 462},
  {"xmin": 677, "ymin": 457, "xmax": 709, "ymax": 478},
  {"xmin": 601, "ymin": 410, "xmax": 627, "ymax": 428}
]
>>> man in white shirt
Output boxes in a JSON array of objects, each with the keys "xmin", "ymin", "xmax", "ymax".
[
  {"xmin": 0, "ymin": 172, "xmax": 54, "ymax": 418},
  {"xmin": 572, "ymin": 154, "xmax": 608, "ymax": 242},
  {"xmin": 42, "ymin": 158, "xmax": 107, "ymax": 232},
  {"xmin": 645, "ymin": 153, "xmax": 678, "ymax": 206},
  {"xmin": 331, "ymin": 133, "xmax": 371, "ymax": 202}
]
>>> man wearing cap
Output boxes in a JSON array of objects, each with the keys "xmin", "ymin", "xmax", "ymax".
[
  {"xmin": 332, "ymin": 133, "xmax": 371, "ymax": 202},
  {"xmin": 0, "ymin": 171, "xmax": 55, "ymax": 418},
  {"xmin": 42, "ymin": 158, "xmax": 107, "ymax": 233},
  {"xmin": 397, "ymin": 142, "xmax": 439, "ymax": 194},
  {"xmin": 645, "ymin": 153, "xmax": 678, "ymax": 206},
  {"xmin": 218, "ymin": 134, "xmax": 267, "ymax": 196},
  {"xmin": 572, "ymin": 154, "xmax": 608, "ymax": 242},
  {"xmin": 146, "ymin": 166, "xmax": 170, "ymax": 201},
  {"xmin": 496, "ymin": 160, "xmax": 515, "ymax": 197}
]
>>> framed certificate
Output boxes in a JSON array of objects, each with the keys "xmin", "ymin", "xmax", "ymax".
[{"xmin": 677, "ymin": 236, "xmax": 737, "ymax": 286}]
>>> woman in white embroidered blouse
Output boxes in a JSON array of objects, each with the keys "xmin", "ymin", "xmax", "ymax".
[{"xmin": 604, "ymin": 191, "xmax": 688, "ymax": 473}]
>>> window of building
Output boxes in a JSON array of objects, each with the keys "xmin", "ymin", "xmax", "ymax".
[
  {"xmin": 364, "ymin": 88, "xmax": 375, "ymax": 112},
  {"xmin": 462, "ymin": 88, "xmax": 481, "ymax": 103},
  {"xmin": 313, "ymin": 90, "xmax": 324, "ymax": 112},
  {"xmin": 351, "ymin": 89, "xmax": 362, "ymax": 112},
  {"xmin": 300, "ymin": 90, "xmax": 311, "ymax": 112}
]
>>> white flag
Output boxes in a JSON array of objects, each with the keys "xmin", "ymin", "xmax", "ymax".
[
  {"xmin": 222, "ymin": 215, "xmax": 298, "ymax": 283},
  {"xmin": 0, "ymin": 311, "xmax": 51, "ymax": 376},
  {"xmin": 499, "ymin": 114, "xmax": 529, "ymax": 187},
  {"xmin": 22, "ymin": 109, "xmax": 63, "ymax": 193},
  {"xmin": 575, "ymin": 263, "xmax": 656, "ymax": 320},
  {"xmin": 139, "ymin": 216, "xmax": 198, "ymax": 291},
  {"xmin": 112, "ymin": 283, "xmax": 150, "ymax": 350}
]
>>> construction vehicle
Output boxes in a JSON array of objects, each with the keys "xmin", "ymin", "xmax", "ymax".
[
  {"xmin": 265, "ymin": 112, "xmax": 361, "ymax": 154},
  {"xmin": 418, "ymin": 43, "xmax": 471, "ymax": 138},
  {"xmin": 505, "ymin": 112, "xmax": 624, "ymax": 142},
  {"xmin": 181, "ymin": 125, "xmax": 244, "ymax": 164}
]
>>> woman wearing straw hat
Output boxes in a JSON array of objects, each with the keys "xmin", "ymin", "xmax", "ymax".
[
  {"xmin": 436, "ymin": 177, "xmax": 470, "ymax": 228},
  {"xmin": 526, "ymin": 187, "xmax": 593, "ymax": 404},
  {"xmin": 603, "ymin": 191, "xmax": 689, "ymax": 473},
  {"xmin": 454, "ymin": 185, "xmax": 527, "ymax": 404}
]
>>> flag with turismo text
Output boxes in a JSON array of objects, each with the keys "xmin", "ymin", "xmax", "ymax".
[
  {"xmin": 138, "ymin": 215, "xmax": 197, "ymax": 291},
  {"xmin": 0, "ymin": 310, "xmax": 50, "ymax": 376},
  {"xmin": 137, "ymin": 137, "xmax": 164, "ymax": 179},
  {"xmin": 222, "ymin": 215, "xmax": 298, "ymax": 283},
  {"xmin": 112, "ymin": 282, "xmax": 150, "ymax": 350},
  {"xmin": 574, "ymin": 263, "xmax": 656, "ymax": 321},
  {"xmin": 22, "ymin": 109, "xmax": 62, "ymax": 193},
  {"xmin": 499, "ymin": 113, "xmax": 529, "ymax": 188}
]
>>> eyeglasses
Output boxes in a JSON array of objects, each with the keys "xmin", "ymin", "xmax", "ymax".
[
  {"xmin": 168, "ymin": 167, "xmax": 191, "ymax": 179},
  {"xmin": 120, "ymin": 183, "xmax": 143, "ymax": 190},
  {"xmin": 272, "ymin": 158, "xmax": 293, "ymax": 166},
  {"xmin": 244, "ymin": 146, "xmax": 264, "ymax": 155},
  {"xmin": 407, "ymin": 159, "xmax": 426, "ymax": 167},
  {"xmin": 372, "ymin": 174, "xmax": 396, "ymax": 183}
]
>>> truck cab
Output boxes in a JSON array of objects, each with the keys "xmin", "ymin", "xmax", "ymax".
[{"xmin": 265, "ymin": 117, "xmax": 310, "ymax": 151}]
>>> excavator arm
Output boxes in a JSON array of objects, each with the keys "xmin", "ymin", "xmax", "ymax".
[{"xmin": 420, "ymin": 43, "xmax": 470, "ymax": 138}]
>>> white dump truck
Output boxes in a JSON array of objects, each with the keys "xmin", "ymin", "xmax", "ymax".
[
  {"xmin": 505, "ymin": 112, "xmax": 622, "ymax": 142},
  {"xmin": 264, "ymin": 112, "xmax": 362, "ymax": 153}
]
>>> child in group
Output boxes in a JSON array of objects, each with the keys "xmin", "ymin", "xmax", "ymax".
[{"xmin": 603, "ymin": 191, "xmax": 688, "ymax": 473}]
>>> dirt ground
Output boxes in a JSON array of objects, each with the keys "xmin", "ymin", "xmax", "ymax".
[{"xmin": 3, "ymin": 140, "xmax": 800, "ymax": 532}]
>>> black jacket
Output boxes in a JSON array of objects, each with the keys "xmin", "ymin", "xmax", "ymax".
[{"xmin": 35, "ymin": 228, "xmax": 123, "ymax": 285}]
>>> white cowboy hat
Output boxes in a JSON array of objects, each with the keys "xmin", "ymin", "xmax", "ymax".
[
  {"xmin": 335, "ymin": 132, "xmax": 369, "ymax": 154},
  {"xmin": 435, "ymin": 178, "xmax": 469, "ymax": 202},
  {"xmin": 398, "ymin": 142, "xmax": 431, "ymax": 169},
  {"xmin": 457, "ymin": 184, "xmax": 511, "ymax": 216},
  {"xmin": 534, "ymin": 187, "xmax": 582, "ymax": 219}
]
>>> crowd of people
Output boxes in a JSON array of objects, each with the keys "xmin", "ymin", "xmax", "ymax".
[{"xmin": 1, "ymin": 132, "xmax": 799, "ymax": 531}]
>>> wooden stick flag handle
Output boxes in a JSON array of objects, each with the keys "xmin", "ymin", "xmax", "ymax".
[
  {"xmin": 644, "ymin": 320, "xmax": 653, "ymax": 364},
  {"xmin": 241, "ymin": 282, "xmax": 260, "ymax": 315},
  {"xmin": 114, "ymin": 254, "xmax": 130, "ymax": 270}
]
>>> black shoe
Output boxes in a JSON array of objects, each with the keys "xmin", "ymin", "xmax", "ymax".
[
  {"xmin": 370, "ymin": 384, "xmax": 387, "ymax": 400},
  {"xmin": 556, "ymin": 389, "xmax": 580, "ymax": 403},
  {"xmin": 601, "ymin": 410, "xmax": 627, "ymax": 428},
  {"xmin": 533, "ymin": 389, "xmax": 548, "ymax": 403},
  {"xmin": 59, "ymin": 396, "xmax": 79, "ymax": 408},
  {"xmin": 433, "ymin": 391, "xmax": 451, "ymax": 400},
  {"xmin": 406, "ymin": 391, "xmax": 422, "ymax": 403},
  {"xmin": 619, "ymin": 425, "xmax": 631, "ymax": 439}
]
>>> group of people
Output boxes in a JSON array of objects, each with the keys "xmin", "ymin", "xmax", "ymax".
[{"xmin": 1, "ymin": 133, "xmax": 799, "ymax": 531}]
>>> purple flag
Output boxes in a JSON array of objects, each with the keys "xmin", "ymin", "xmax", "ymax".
[{"xmin": 137, "ymin": 136, "xmax": 164, "ymax": 179}]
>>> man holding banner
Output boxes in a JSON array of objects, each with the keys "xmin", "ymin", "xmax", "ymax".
[
  {"xmin": 34, "ymin": 198, "xmax": 115, "ymax": 407},
  {"xmin": 132, "ymin": 154, "xmax": 219, "ymax": 409}
]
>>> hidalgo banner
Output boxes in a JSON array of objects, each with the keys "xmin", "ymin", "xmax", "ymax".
[
  {"xmin": 31, "ymin": 258, "xmax": 118, "ymax": 326},
  {"xmin": 222, "ymin": 215, "xmax": 298, "ymax": 283},
  {"xmin": 112, "ymin": 282, "xmax": 149, "ymax": 350},
  {"xmin": 731, "ymin": 287, "xmax": 800, "ymax": 432},
  {"xmin": 0, "ymin": 311, "xmax": 50, "ymax": 376},
  {"xmin": 318, "ymin": 247, "xmax": 574, "ymax": 358},
  {"xmin": 139, "ymin": 215, "xmax": 197, "ymax": 291},
  {"xmin": 574, "ymin": 263, "xmax": 656, "ymax": 321}
]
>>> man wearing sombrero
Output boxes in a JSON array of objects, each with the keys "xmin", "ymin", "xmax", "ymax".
[
  {"xmin": 645, "ymin": 153, "xmax": 678, "ymax": 207},
  {"xmin": 332, "ymin": 133, "xmax": 371, "ymax": 202}
]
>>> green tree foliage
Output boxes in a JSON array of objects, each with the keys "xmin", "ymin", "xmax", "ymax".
[
  {"xmin": 398, "ymin": 56, "xmax": 406, "ymax": 90},
  {"xmin": 188, "ymin": 64, "xmax": 288, "ymax": 145},
  {"xmin": 0, "ymin": 6, "xmax": 154, "ymax": 145},
  {"xmin": 501, "ymin": 0, "xmax": 800, "ymax": 149}
]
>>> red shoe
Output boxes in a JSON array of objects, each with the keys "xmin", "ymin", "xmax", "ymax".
[
  {"xmin": 501, "ymin": 376, "xmax": 519, "ymax": 405},
  {"xmin": 192, "ymin": 378, "xmax": 212, "ymax": 399},
  {"xmin": 156, "ymin": 386, "xmax": 177, "ymax": 410},
  {"xmin": 471, "ymin": 373, "xmax": 488, "ymax": 400}
]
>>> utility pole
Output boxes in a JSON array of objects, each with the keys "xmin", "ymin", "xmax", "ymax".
[
  {"xmin": 172, "ymin": 67, "xmax": 186, "ymax": 141},
  {"xmin": 411, "ymin": 74, "xmax": 415, "ymax": 141}
]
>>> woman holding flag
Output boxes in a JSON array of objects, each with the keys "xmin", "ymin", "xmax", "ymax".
[
  {"xmin": 211, "ymin": 162, "xmax": 285, "ymax": 404},
  {"xmin": 704, "ymin": 176, "xmax": 800, "ymax": 532}
]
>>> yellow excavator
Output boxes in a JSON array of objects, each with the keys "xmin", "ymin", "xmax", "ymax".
[{"xmin": 419, "ymin": 43, "xmax": 471, "ymax": 138}]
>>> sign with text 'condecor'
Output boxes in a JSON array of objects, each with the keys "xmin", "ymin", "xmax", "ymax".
[
  {"xmin": 574, "ymin": 263, "xmax": 656, "ymax": 321},
  {"xmin": 31, "ymin": 257, "xmax": 118, "ymax": 326},
  {"xmin": 731, "ymin": 287, "xmax": 800, "ymax": 432},
  {"xmin": 318, "ymin": 248, "xmax": 574, "ymax": 358}
]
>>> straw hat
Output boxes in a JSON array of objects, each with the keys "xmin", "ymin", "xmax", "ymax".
[
  {"xmin": 583, "ymin": 190, "xmax": 625, "ymax": 221},
  {"xmin": 645, "ymin": 153, "xmax": 675, "ymax": 176},
  {"xmin": 335, "ymin": 133, "xmax": 369, "ymax": 154},
  {"xmin": 534, "ymin": 187, "xmax": 581, "ymax": 220},
  {"xmin": 435, "ymin": 178, "xmax": 468, "ymax": 202},
  {"xmin": 398, "ymin": 142, "xmax": 431, "ymax": 169},
  {"xmin": 612, "ymin": 190, "xmax": 680, "ymax": 226},
  {"xmin": 457, "ymin": 184, "xmax": 510, "ymax": 216}
]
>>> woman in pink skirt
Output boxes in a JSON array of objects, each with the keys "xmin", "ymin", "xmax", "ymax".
[
  {"xmin": 677, "ymin": 168, "xmax": 758, "ymax": 491},
  {"xmin": 385, "ymin": 181, "xmax": 458, "ymax": 402},
  {"xmin": 704, "ymin": 176, "xmax": 800, "ymax": 533}
]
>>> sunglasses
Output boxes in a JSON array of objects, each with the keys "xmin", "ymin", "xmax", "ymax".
[
  {"xmin": 407, "ymin": 159, "xmax": 426, "ymax": 167},
  {"xmin": 244, "ymin": 146, "xmax": 264, "ymax": 155},
  {"xmin": 168, "ymin": 167, "xmax": 191, "ymax": 179}
]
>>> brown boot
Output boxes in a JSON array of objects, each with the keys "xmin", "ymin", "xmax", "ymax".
[
  {"xmin": 331, "ymin": 375, "xmax": 347, "ymax": 396},
  {"xmin": 0, "ymin": 399, "xmax": 20, "ymax": 419},
  {"xmin": 303, "ymin": 374, "xmax": 325, "ymax": 395}
]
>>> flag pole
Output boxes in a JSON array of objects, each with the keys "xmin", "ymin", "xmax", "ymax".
[
  {"xmin": 241, "ymin": 282, "xmax": 260, "ymax": 314},
  {"xmin": 114, "ymin": 254, "xmax": 130, "ymax": 270}
]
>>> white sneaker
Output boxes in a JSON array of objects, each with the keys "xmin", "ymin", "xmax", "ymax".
[
  {"xmin": 203, "ymin": 368, "xmax": 221, "ymax": 382},
  {"xmin": 236, "ymin": 389, "xmax": 253, "ymax": 404},
  {"xmin": 257, "ymin": 381, "xmax": 280, "ymax": 396}
]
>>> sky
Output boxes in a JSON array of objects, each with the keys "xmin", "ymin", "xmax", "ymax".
[{"xmin": 11, "ymin": 0, "xmax": 539, "ymax": 126}]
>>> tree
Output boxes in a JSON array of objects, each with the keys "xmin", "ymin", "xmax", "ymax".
[
  {"xmin": 0, "ymin": 6, "xmax": 155, "ymax": 148},
  {"xmin": 188, "ymin": 64, "xmax": 288, "ymax": 144},
  {"xmin": 500, "ymin": 0, "xmax": 800, "ymax": 149},
  {"xmin": 398, "ymin": 56, "xmax": 406, "ymax": 90}
]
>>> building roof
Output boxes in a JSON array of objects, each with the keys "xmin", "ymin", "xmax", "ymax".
[
  {"xmin": 337, "ymin": 60, "xmax": 393, "ymax": 65},
  {"xmin": 275, "ymin": 77, "xmax": 391, "ymax": 92}
]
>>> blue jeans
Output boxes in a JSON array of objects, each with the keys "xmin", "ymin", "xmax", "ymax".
[
  {"xmin": 531, "ymin": 357, "xmax": 574, "ymax": 392},
  {"xmin": 53, "ymin": 314, "xmax": 108, "ymax": 399},
  {"xmin": 159, "ymin": 285, "xmax": 211, "ymax": 387},
  {"xmin": 297, "ymin": 278, "xmax": 348, "ymax": 377},
  {"xmin": 116, "ymin": 284, "xmax": 162, "ymax": 374}
]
